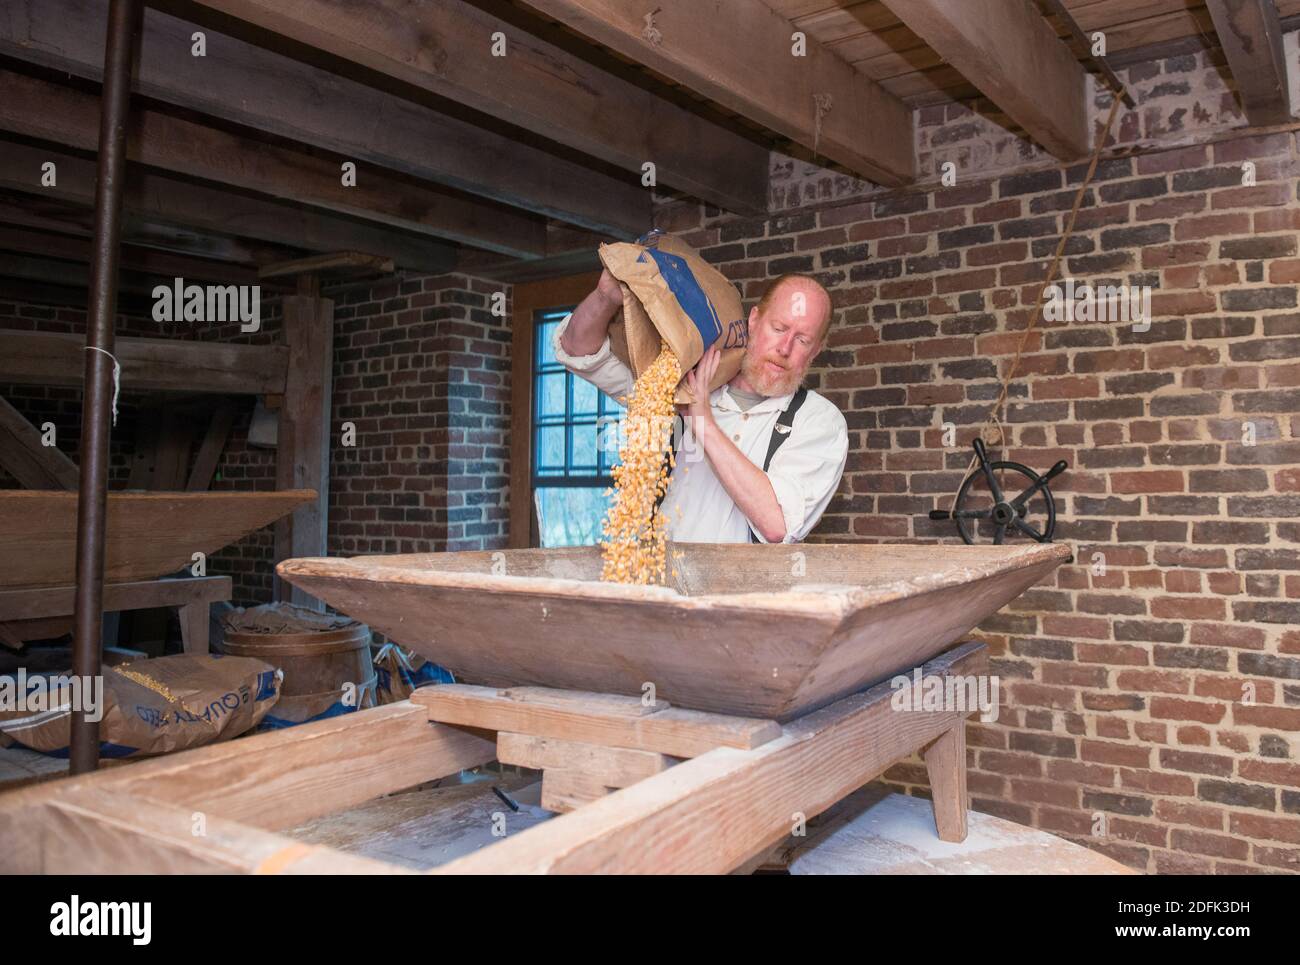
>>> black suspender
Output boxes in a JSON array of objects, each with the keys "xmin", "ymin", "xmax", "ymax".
[
  {"xmin": 749, "ymin": 386, "xmax": 808, "ymax": 543},
  {"xmin": 651, "ymin": 387, "xmax": 810, "ymax": 543}
]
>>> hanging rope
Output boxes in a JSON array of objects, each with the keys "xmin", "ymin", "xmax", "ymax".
[
  {"xmin": 945, "ymin": 94, "xmax": 1125, "ymax": 515},
  {"xmin": 812, "ymin": 92, "xmax": 833, "ymax": 160},
  {"xmin": 83, "ymin": 345, "xmax": 122, "ymax": 426}
]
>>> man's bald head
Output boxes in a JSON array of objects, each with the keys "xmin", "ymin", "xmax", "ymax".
[{"xmin": 754, "ymin": 274, "xmax": 833, "ymax": 345}]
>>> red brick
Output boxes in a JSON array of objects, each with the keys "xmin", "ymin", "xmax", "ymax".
[
  {"xmin": 1151, "ymin": 596, "xmax": 1225, "ymax": 621},
  {"xmin": 1150, "ymin": 291, "xmax": 1218, "ymax": 316},
  {"xmin": 1150, "ymin": 697, "xmax": 1226, "ymax": 724},
  {"xmin": 1230, "ymin": 813, "xmax": 1300, "ymax": 844},
  {"xmin": 1194, "ymin": 675, "xmax": 1273, "ymax": 703},
  {"xmin": 1174, "ymin": 214, "xmax": 1251, "ymax": 240},
  {"xmin": 1155, "ymin": 800, "xmax": 1224, "ymax": 830},
  {"xmin": 1082, "ymin": 740, "xmax": 1151, "ymax": 768},
  {"xmin": 1171, "ymin": 828, "xmax": 1249, "ymax": 860},
  {"xmin": 1233, "ymin": 705, "xmax": 1300, "ymax": 729},
  {"xmin": 1110, "ymin": 471, "xmax": 1185, "ymax": 493}
]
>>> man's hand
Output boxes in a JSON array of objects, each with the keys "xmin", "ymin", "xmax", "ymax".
[
  {"xmin": 677, "ymin": 344, "xmax": 721, "ymax": 424},
  {"xmin": 595, "ymin": 267, "xmax": 622, "ymax": 310},
  {"xmin": 561, "ymin": 267, "xmax": 624, "ymax": 356}
]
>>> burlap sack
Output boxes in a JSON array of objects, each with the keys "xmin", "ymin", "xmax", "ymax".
[
  {"xmin": 601, "ymin": 230, "xmax": 747, "ymax": 403},
  {"xmin": 0, "ymin": 653, "xmax": 281, "ymax": 758}
]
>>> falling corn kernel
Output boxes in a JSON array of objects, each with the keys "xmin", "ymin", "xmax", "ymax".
[{"xmin": 600, "ymin": 342, "xmax": 680, "ymax": 586}]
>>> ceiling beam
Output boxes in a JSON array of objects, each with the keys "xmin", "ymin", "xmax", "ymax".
[
  {"xmin": 0, "ymin": 140, "xmax": 457, "ymax": 273},
  {"xmin": 0, "ymin": 330, "xmax": 287, "ymax": 395},
  {"xmin": 0, "ymin": 0, "xmax": 649, "ymax": 237},
  {"xmin": 877, "ymin": 0, "xmax": 1091, "ymax": 159},
  {"xmin": 1206, "ymin": 0, "xmax": 1295, "ymax": 126},
  {"xmin": 0, "ymin": 69, "xmax": 548, "ymax": 259},
  {"xmin": 0, "ymin": 252, "xmax": 216, "ymax": 297},
  {"xmin": 519, "ymin": 0, "xmax": 913, "ymax": 186},
  {"xmin": 0, "ymin": 224, "xmax": 269, "ymax": 287},
  {"xmin": 0, "ymin": 193, "xmax": 303, "ymax": 266},
  {"xmin": 183, "ymin": 0, "xmax": 771, "ymax": 213}
]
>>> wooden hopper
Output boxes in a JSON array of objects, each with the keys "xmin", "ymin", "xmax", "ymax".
[
  {"xmin": 0, "ymin": 489, "xmax": 316, "ymax": 588},
  {"xmin": 279, "ymin": 542, "xmax": 1070, "ymax": 721}
]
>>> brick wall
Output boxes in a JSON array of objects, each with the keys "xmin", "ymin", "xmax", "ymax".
[
  {"xmin": 330, "ymin": 272, "xmax": 512, "ymax": 558},
  {"xmin": 658, "ymin": 110, "xmax": 1300, "ymax": 872}
]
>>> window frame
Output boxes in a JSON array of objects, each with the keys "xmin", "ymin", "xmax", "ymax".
[{"xmin": 508, "ymin": 271, "xmax": 602, "ymax": 548}]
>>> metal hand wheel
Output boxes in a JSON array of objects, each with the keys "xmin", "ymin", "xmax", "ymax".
[{"xmin": 928, "ymin": 438, "xmax": 1068, "ymax": 545}]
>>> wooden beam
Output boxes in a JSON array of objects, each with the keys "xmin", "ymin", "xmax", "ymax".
[
  {"xmin": 0, "ymin": 704, "xmax": 495, "ymax": 846},
  {"xmin": 274, "ymin": 295, "xmax": 332, "ymax": 611},
  {"xmin": 1206, "ymin": 0, "xmax": 1295, "ymax": 126},
  {"xmin": 0, "ymin": 251, "xmax": 197, "ymax": 297},
  {"xmin": 259, "ymin": 251, "xmax": 392, "ymax": 279},
  {"xmin": 0, "ymin": 141, "xmax": 456, "ymax": 273},
  {"xmin": 497, "ymin": 732, "xmax": 676, "ymax": 786},
  {"xmin": 521, "ymin": 0, "xmax": 913, "ymax": 185},
  {"xmin": 184, "ymin": 0, "xmax": 771, "ymax": 213},
  {"xmin": 0, "ymin": 576, "xmax": 232, "ymax": 624},
  {"xmin": 0, "ymin": 192, "xmax": 303, "ymax": 267},
  {"xmin": 415, "ymin": 683, "xmax": 782, "ymax": 758},
  {"xmin": 877, "ymin": 0, "xmax": 1091, "ymax": 159},
  {"xmin": 433, "ymin": 642, "xmax": 985, "ymax": 874},
  {"xmin": 0, "ymin": 224, "xmax": 266, "ymax": 287},
  {"xmin": 186, "ymin": 400, "xmax": 237, "ymax": 491},
  {"xmin": 0, "ymin": 397, "xmax": 80, "ymax": 490},
  {"xmin": 0, "ymin": 69, "xmax": 548, "ymax": 258},
  {"xmin": 0, "ymin": 0, "xmax": 648, "ymax": 237},
  {"xmin": 29, "ymin": 789, "xmax": 409, "ymax": 874},
  {"xmin": 0, "ymin": 330, "xmax": 287, "ymax": 395}
]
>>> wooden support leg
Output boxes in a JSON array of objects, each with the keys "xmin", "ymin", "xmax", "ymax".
[
  {"xmin": 178, "ymin": 600, "xmax": 208, "ymax": 654},
  {"xmin": 540, "ymin": 769, "xmax": 611, "ymax": 813},
  {"xmin": 923, "ymin": 722, "xmax": 968, "ymax": 843}
]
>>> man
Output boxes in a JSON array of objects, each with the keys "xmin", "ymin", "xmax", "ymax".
[{"xmin": 554, "ymin": 270, "xmax": 848, "ymax": 544}]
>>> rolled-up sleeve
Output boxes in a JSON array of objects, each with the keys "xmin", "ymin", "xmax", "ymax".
[
  {"xmin": 552, "ymin": 313, "xmax": 636, "ymax": 404},
  {"xmin": 750, "ymin": 400, "xmax": 849, "ymax": 544}
]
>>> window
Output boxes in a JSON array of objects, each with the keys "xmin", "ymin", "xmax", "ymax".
[{"xmin": 531, "ymin": 309, "xmax": 624, "ymax": 547}]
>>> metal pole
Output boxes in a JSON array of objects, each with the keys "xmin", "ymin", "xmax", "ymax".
[{"xmin": 70, "ymin": 0, "xmax": 141, "ymax": 775}]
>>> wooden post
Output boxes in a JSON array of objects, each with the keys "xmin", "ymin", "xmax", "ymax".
[
  {"xmin": 274, "ymin": 287, "xmax": 332, "ymax": 610},
  {"xmin": 922, "ymin": 722, "xmax": 968, "ymax": 842}
]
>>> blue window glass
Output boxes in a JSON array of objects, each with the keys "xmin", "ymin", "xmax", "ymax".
[{"xmin": 532, "ymin": 308, "xmax": 626, "ymax": 547}]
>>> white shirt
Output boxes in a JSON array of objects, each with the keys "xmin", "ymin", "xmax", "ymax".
[{"xmin": 552, "ymin": 314, "xmax": 848, "ymax": 544}]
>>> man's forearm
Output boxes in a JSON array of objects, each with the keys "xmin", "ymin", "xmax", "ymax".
[
  {"xmin": 690, "ymin": 417, "xmax": 787, "ymax": 542},
  {"xmin": 560, "ymin": 285, "xmax": 621, "ymax": 356}
]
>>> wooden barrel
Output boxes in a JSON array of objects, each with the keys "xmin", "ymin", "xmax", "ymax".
[{"xmin": 219, "ymin": 622, "xmax": 375, "ymax": 727}]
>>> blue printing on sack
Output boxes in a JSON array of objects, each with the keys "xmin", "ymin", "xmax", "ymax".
[
  {"xmin": 638, "ymin": 248, "xmax": 722, "ymax": 349},
  {"xmin": 259, "ymin": 698, "xmax": 357, "ymax": 730},
  {"xmin": 253, "ymin": 669, "xmax": 278, "ymax": 702}
]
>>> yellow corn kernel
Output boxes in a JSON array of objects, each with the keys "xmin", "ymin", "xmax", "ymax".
[{"xmin": 599, "ymin": 342, "xmax": 680, "ymax": 586}]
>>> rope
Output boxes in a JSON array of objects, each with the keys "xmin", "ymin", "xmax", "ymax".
[
  {"xmin": 812, "ymin": 93, "xmax": 833, "ymax": 159},
  {"xmin": 83, "ymin": 345, "xmax": 121, "ymax": 426},
  {"xmin": 946, "ymin": 94, "xmax": 1125, "ymax": 515}
]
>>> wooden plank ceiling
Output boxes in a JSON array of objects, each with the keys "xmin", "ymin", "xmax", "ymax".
[
  {"xmin": 760, "ymin": 0, "xmax": 1300, "ymax": 106},
  {"xmin": 0, "ymin": 0, "xmax": 1294, "ymax": 300}
]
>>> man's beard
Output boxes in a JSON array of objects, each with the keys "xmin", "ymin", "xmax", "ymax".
[{"xmin": 740, "ymin": 350, "xmax": 804, "ymax": 397}]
